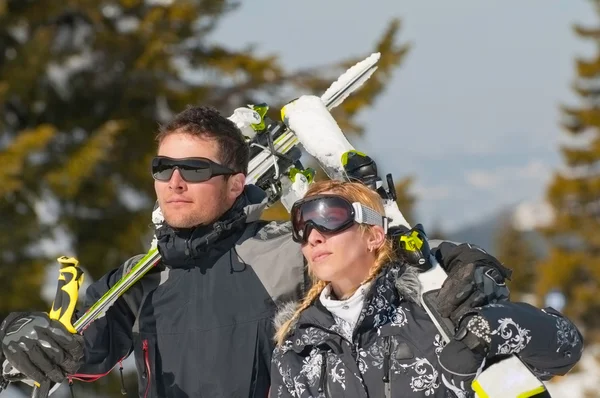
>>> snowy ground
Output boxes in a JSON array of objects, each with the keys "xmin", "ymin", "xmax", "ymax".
[{"xmin": 546, "ymin": 344, "xmax": 600, "ymax": 397}]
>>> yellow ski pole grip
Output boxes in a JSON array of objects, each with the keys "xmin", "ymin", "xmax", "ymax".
[
  {"xmin": 31, "ymin": 256, "xmax": 84, "ymax": 395},
  {"xmin": 48, "ymin": 256, "xmax": 84, "ymax": 333}
]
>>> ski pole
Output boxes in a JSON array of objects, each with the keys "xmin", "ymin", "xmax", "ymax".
[{"xmin": 31, "ymin": 256, "xmax": 84, "ymax": 398}]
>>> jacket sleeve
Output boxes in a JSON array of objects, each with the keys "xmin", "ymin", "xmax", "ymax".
[
  {"xmin": 72, "ymin": 254, "xmax": 144, "ymax": 380},
  {"xmin": 466, "ymin": 302, "xmax": 583, "ymax": 379},
  {"xmin": 270, "ymin": 346, "xmax": 296, "ymax": 398}
]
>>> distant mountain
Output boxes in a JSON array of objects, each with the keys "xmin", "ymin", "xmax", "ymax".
[{"xmin": 444, "ymin": 203, "xmax": 549, "ymax": 257}]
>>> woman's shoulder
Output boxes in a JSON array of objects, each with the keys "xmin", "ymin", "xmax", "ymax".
[
  {"xmin": 273, "ymin": 301, "xmax": 302, "ymax": 334},
  {"xmin": 378, "ymin": 262, "xmax": 442, "ymax": 339},
  {"xmin": 381, "ymin": 261, "xmax": 422, "ymax": 305}
]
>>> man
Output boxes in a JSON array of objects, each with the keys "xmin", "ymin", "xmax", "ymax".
[{"xmin": 0, "ymin": 105, "xmax": 514, "ymax": 397}]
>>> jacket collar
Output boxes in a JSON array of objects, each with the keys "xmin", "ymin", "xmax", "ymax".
[
  {"xmin": 274, "ymin": 264, "xmax": 422, "ymax": 351},
  {"xmin": 155, "ymin": 185, "xmax": 268, "ymax": 269}
]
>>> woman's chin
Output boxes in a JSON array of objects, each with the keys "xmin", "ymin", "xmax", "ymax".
[{"xmin": 311, "ymin": 263, "xmax": 342, "ymax": 283}]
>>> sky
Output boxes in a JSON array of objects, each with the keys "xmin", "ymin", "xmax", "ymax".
[{"xmin": 211, "ymin": 0, "xmax": 597, "ymax": 232}]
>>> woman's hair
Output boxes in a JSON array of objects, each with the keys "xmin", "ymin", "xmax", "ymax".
[{"xmin": 274, "ymin": 180, "xmax": 395, "ymax": 346}]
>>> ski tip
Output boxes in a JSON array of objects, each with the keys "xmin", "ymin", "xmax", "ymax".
[
  {"xmin": 321, "ymin": 51, "xmax": 382, "ymax": 109},
  {"xmin": 351, "ymin": 52, "xmax": 380, "ymax": 74},
  {"xmin": 358, "ymin": 52, "xmax": 380, "ymax": 69},
  {"xmin": 368, "ymin": 52, "xmax": 381, "ymax": 62}
]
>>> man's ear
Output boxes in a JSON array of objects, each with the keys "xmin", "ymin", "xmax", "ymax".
[{"xmin": 227, "ymin": 173, "xmax": 246, "ymax": 200}]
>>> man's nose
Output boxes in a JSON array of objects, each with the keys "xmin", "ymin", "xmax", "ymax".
[{"xmin": 168, "ymin": 168, "xmax": 187, "ymax": 191}]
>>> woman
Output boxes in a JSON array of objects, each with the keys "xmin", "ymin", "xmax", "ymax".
[{"xmin": 270, "ymin": 180, "xmax": 583, "ymax": 398}]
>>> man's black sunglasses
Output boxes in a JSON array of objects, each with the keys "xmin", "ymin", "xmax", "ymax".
[{"xmin": 151, "ymin": 156, "xmax": 236, "ymax": 183}]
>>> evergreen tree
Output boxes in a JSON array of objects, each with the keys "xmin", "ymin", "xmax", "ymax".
[
  {"xmin": 494, "ymin": 218, "xmax": 537, "ymax": 300},
  {"xmin": 426, "ymin": 218, "xmax": 447, "ymax": 241},
  {"xmin": 394, "ymin": 176, "xmax": 416, "ymax": 226},
  {"xmin": 538, "ymin": 0, "xmax": 600, "ymax": 330}
]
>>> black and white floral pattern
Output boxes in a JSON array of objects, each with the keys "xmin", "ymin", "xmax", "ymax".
[
  {"xmin": 554, "ymin": 316, "xmax": 581, "ymax": 351},
  {"xmin": 330, "ymin": 315, "xmax": 354, "ymax": 342},
  {"xmin": 394, "ymin": 357, "xmax": 440, "ymax": 396},
  {"xmin": 491, "ymin": 318, "xmax": 531, "ymax": 355},
  {"xmin": 433, "ymin": 334, "xmax": 445, "ymax": 356},
  {"xmin": 358, "ymin": 339, "xmax": 391, "ymax": 375},
  {"xmin": 441, "ymin": 374, "xmax": 469, "ymax": 398},
  {"xmin": 542, "ymin": 308, "xmax": 581, "ymax": 352},
  {"xmin": 271, "ymin": 263, "xmax": 584, "ymax": 398},
  {"xmin": 298, "ymin": 348, "xmax": 323, "ymax": 387},
  {"xmin": 326, "ymin": 354, "xmax": 347, "ymax": 390},
  {"xmin": 295, "ymin": 328, "xmax": 329, "ymax": 348},
  {"xmin": 391, "ymin": 305, "xmax": 410, "ymax": 328}
]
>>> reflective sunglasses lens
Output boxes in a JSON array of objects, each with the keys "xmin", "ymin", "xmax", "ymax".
[
  {"xmin": 152, "ymin": 166, "xmax": 175, "ymax": 181},
  {"xmin": 177, "ymin": 167, "xmax": 212, "ymax": 182},
  {"xmin": 151, "ymin": 157, "xmax": 213, "ymax": 182}
]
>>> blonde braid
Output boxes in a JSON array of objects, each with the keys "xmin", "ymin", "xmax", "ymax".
[{"xmin": 275, "ymin": 279, "xmax": 328, "ymax": 346}]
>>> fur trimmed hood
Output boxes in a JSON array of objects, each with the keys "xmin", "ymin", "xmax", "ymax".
[{"xmin": 273, "ymin": 265, "xmax": 421, "ymax": 333}]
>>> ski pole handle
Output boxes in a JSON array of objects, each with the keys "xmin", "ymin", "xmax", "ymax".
[
  {"xmin": 48, "ymin": 256, "xmax": 84, "ymax": 333},
  {"xmin": 31, "ymin": 256, "xmax": 84, "ymax": 398}
]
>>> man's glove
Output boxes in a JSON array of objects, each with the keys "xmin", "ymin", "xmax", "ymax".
[
  {"xmin": 0, "ymin": 351, "xmax": 8, "ymax": 392},
  {"xmin": 0, "ymin": 312, "xmax": 85, "ymax": 384},
  {"xmin": 435, "ymin": 242, "xmax": 513, "ymax": 324}
]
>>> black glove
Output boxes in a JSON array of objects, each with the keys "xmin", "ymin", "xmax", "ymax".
[
  {"xmin": 0, "ymin": 312, "xmax": 85, "ymax": 384},
  {"xmin": 435, "ymin": 242, "xmax": 512, "ymax": 324},
  {"xmin": 438, "ymin": 314, "xmax": 491, "ymax": 393},
  {"xmin": 0, "ymin": 351, "xmax": 7, "ymax": 392}
]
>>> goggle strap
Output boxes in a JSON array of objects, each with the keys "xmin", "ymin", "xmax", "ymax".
[{"xmin": 351, "ymin": 202, "xmax": 389, "ymax": 233}]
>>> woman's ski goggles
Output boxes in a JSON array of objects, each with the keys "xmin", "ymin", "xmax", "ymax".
[
  {"xmin": 151, "ymin": 156, "xmax": 236, "ymax": 183},
  {"xmin": 290, "ymin": 194, "xmax": 389, "ymax": 244}
]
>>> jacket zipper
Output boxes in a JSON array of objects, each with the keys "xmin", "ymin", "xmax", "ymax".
[
  {"xmin": 382, "ymin": 336, "xmax": 391, "ymax": 398},
  {"xmin": 317, "ymin": 350, "xmax": 328, "ymax": 398},
  {"xmin": 142, "ymin": 339, "xmax": 151, "ymax": 398}
]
